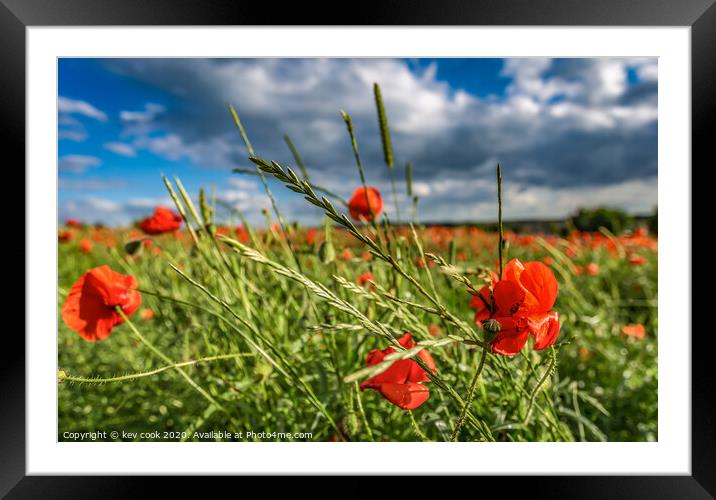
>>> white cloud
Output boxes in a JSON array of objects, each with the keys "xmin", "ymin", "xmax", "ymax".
[
  {"xmin": 58, "ymin": 96, "xmax": 107, "ymax": 121},
  {"xmin": 104, "ymin": 141, "xmax": 137, "ymax": 157},
  {"xmin": 58, "ymin": 155, "xmax": 102, "ymax": 174},
  {"xmin": 120, "ymin": 103, "xmax": 165, "ymax": 123},
  {"xmin": 58, "ymin": 129, "xmax": 88, "ymax": 142},
  {"xmin": 60, "ymin": 195, "xmax": 174, "ymax": 226}
]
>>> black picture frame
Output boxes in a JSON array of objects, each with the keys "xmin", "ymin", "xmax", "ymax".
[{"xmin": 4, "ymin": 0, "xmax": 711, "ymax": 496}]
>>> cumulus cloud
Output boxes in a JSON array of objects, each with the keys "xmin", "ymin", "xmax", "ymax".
[{"xmin": 88, "ymin": 57, "xmax": 657, "ymax": 224}]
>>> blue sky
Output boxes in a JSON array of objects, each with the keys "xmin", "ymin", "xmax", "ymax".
[{"xmin": 58, "ymin": 58, "xmax": 657, "ymax": 226}]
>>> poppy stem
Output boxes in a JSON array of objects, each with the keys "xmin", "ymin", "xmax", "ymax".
[
  {"xmin": 59, "ymin": 352, "xmax": 255, "ymax": 385},
  {"xmin": 115, "ymin": 307, "xmax": 230, "ymax": 417},
  {"xmin": 522, "ymin": 346, "xmax": 558, "ymax": 426},
  {"xmin": 450, "ymin": 345, "xmax": 489, "ymax": 441},
  {"xmin": 354, "ymin": 382, "xmax": 375, "ymax": 442},
  {"xmin": 497, "ymin": 163, "xmax": 504, "ymax": 280},
  {"xmin": 341, "ymin": 110, "xmax": 385, "ymax": 245},
  {"xmin": 408, "ymin": 411, "xmax": 430, "ymax": 442}
]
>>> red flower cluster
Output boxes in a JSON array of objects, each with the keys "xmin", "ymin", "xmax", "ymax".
[
  {"xmin": 356, "ymin": 272, "xmax": 374, "ymax": 287},
  {"xmin": 469, "ymin": 258, "xmax": 560, "ymax": 356},
  {"xmin": 360, "ymin": 333, "xmax": 436, "ymax": 410},
  {"xmin": 61, "ymin": 265, "xmax": 142, "ymax": 341},
  {"xmin": 139, "ymin": 207, "xmax": 183, "ymax": 235},
  {"xmin": 348, "ymin": 187, "xmax": 383, "ymax": 222}
]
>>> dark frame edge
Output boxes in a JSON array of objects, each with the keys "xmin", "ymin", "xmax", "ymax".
[
  {"xmin": 1, "ymin": 0, "xmax": 26, "ymax": 498},
  {"xmin": 691, "ymin": 0, "xmax": 716, "ymax": 497}
]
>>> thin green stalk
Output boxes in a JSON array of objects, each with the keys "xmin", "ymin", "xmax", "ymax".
[
  {"xmin": 284, "ymin": 133, "xmax": 310, "ymax": 182},
  {"xmin": 408, "ymin": 411, "xmax": 429, "ymax": 442},
  {"xmin": 374, "ymin": 83, "xmax": 400, "ymax": 222},
  {"xmin": 229, "ymin": 103, "xmax": 303, "ymax": 272},
  {"xmin": 497, "ymin": 163, "xmax": 504, "ymax": 279},
  {"xmin": 354, "ymin": 382, "xmax": 374, "ymax": 442},
  {"xmin": 523, "ymin": 346, "xmax": 558, "ymax": 426},
  {"xmin": 450, "ymin": 345, "xmax": 488, "ymax": 441},
  {"xmin": 61, "ymin": 353, "xmax": 254, "ymax": 384},
  {"xmin": 232, "ymin": 168, "xmax": 348, "ymax": 207},
  {"xmin": 341, "ymin": 110, "xmax": 383, "ymax": 238}
]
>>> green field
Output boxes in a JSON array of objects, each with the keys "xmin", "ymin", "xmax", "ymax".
[{"xmin": 58, "ymin": 211, "xmax": 657, "ymax": 442}]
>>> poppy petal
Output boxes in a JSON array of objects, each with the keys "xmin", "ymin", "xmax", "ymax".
[
  {"xmin": 502, "ymin": 258, "xmax": 525, "ymax": 282},
  {"xmin": 407, "ymin": 349, "xmax": 436, "ymax": 383},
  {"xmin": 519, "ymin": 262, "xmax": 558, "ymax": 313},
  {"xmin": 377, "ymin": 383, "xmax": 430, "ymax": 410},
  {"xmin": 492, "ymin": 280, "xmax": 526, "ymax": 317},
  {"xmin": 528, "ymin": 311, "xmax": 560, "ymax": 350},
  {"xmin": 490, "ymin": 317, "xmax": 530, "ymax": 356},
  {"xmin": 397, "ymin": 332, "xmax": 415, "ymax": 349},
  {"xmin": 360, "ymin": 351, "xmax": 412, "ymax": 388}
]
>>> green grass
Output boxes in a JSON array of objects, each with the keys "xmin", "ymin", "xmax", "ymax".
[{"xmin": 58, "ymin": 220, "xmax": 657, "ymax": 442}]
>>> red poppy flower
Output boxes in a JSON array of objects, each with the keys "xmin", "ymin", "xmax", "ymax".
[
  {"xmin": 339, "ymin": 248, "xmax": 353, "ymax": 261},
  {"xmin": 139, "ymin": 207, "xmax": 183, "ymax": 235},
  {"xmin": 357, "ymin": 272, "xmax": 374, "ymax": 287},
  {"xmin": 468, "ymin": 258, "xmax": 560, "ymax": 356},
  {"xmin": 622, "ymin": 323, "xmax": 646, "ymax": 339},
  {"xmin": 58, "ymin": 230, "xmax": 75, "ymax": 243},
  {"xmin": 305, "ymin": 228, "xmax": 318, "ymax": 246},
  {"xmin": 78, "ymin": 239, "xmax": 93, "ymax": 254},
  {"xmin": 348, "ymin": 187, "xmax": 383, "ymax": 222},
  {"xmin": 628, "ymin": 254, "xmax": 647, "ymax": 266},
  {"xmin": 65, "ymin": 218, "xmax": 82, "ymax": 228},
  {"xmin": 360, "ymin": 333, "xmax": 436, "ymax": 410},
  {"xmin": 140, "ymin": 308, "xmax": 155, "ymax": 320},
  {"xmin": 586, "ymin": 263, "xmax": 600, "ymax": 276},
  {"xmin": 61, "ymin": 265, "xmax": 142, "ymax": 342},
  {"xmin": 235, "ymin": 225, "xmax": 251, "ymax": 243}
]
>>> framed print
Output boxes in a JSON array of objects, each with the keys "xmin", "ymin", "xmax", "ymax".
[{"xmin": 4, "ymin": 0, "xmax": 712, "ymax": 495}]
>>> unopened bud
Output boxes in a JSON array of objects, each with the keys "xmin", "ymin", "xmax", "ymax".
[
  {"xmin": 318, "ymin": 240, "xmax": 335, "ymax": 264},
  {"xmin": 482, "ymin": 319, "xmax": 501, "ymax": 341},
  {"xmin": 483, "ymin": 319, "xmax": 502, "ymax": 333}
]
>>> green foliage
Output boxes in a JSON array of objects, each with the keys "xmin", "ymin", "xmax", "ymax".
[{"xmin": 570, "ymin": 207, "xmax": 635, "ymax": 234}]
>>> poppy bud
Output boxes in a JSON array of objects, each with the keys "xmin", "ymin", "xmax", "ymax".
[
  {"xmin": 58, "ymin": 369, "xmax": 67, "ymax": 384},
  {"xmin": 318, "ymin": 240, "xmax": 335, "ymax": 264},
  {"xmin": 482, "ymin": 319, "xmax": 501, "ymax": 341}
]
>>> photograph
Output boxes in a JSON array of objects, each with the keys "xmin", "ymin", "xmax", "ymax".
[{"xmin": 56, "ymin": 56, "xmax": 658, "ymax": 443}]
